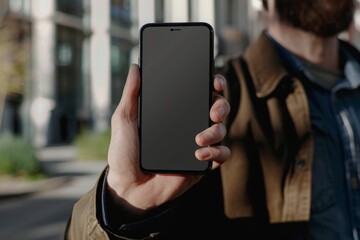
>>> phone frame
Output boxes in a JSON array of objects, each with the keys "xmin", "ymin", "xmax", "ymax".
[{"xmin": 138, "ymin": 22, "xmax": 214, "ymax": 174}]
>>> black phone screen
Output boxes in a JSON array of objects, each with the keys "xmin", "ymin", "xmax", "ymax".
[{"xmin": 139, "ymin": 22, "xmax": 213, "ymax": 174}]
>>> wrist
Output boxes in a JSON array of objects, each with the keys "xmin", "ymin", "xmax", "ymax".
[
  {"xmin": 106, "ymin": 182, "xmax": 146, "ymax": 216},
  {"xmin": 101, "ymin": 169, "xmax": 176, "ymax": 239},
  {"xmin": 106, "ymin": 170, "xmax": 147, "ymax": 215}
]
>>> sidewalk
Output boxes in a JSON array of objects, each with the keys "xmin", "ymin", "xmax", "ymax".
[{"xmin": 0, "ymin": 145, "xmax": 106, "ymax": 200}]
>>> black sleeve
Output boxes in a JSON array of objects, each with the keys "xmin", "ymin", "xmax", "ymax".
[{"xmin": 96, "ymin": 167, "xmax": 176, "ymax": 239}]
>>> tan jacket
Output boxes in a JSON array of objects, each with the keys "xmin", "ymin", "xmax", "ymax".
[
  {"xmin": 65, "ymin": 181, "xmax": 111, "ymax": 240},
  {"xmin": 221, "ymin": 32, "xmax": 312, "ymax": 223},
  {"xmin": 65, "ymin": 32, "xmax": 313, "ymax": 239}
]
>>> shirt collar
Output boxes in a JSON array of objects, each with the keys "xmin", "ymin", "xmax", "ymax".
[
  {"xmin": 264, "ymin": 30, "xmax": 306, "ymax": 77},
  {"xmin": 265, "ymin": 30, "xmax": 360, "ymax": 93}
]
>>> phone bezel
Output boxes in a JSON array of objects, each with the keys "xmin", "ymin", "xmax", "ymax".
[{"xmin": 139, "ymin": 22, "xmax": 214, "ymax": 174}]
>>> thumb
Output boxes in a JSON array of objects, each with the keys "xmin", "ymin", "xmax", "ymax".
[{"xmin": 113, "ymin": 64, "xmax": 140, "ymax": 124}]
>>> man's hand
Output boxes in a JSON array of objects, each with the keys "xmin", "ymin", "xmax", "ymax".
[{"xmin": 107, "ymin": 64, "xmax": 230, "ymax": 213}]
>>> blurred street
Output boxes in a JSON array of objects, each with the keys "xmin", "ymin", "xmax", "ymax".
[{"xmin": 0, "ymin": 146, "xmax": 107, "ymax": 240}]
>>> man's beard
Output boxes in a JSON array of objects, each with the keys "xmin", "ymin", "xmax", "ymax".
[{"xmin": 275, "ymin": 0, "xmax": 355, "ymax": 37}]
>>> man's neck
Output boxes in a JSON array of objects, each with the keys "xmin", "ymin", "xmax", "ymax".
[{"xmin": 268, "ymin": 23, "xmax": 339, "ymax": 70}]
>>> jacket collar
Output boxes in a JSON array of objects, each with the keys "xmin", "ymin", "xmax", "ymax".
[{"xmin": 243, "ymin": 31, "xmax": 288, "ymax": 98}]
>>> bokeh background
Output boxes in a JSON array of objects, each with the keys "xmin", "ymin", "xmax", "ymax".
[
  {"xmin": 4, "ymin": 0, "xmax": 360, "ymax": 149},
  {"xmin": 1, "ymin": 0, "xmax": 360, "ymax": 240}
]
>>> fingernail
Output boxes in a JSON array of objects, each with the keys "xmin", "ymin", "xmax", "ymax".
[
  {"xmin": 196, "ymin": 148, "xmax": 210, "ymax": 160},
  {"xmin": 200, "ymin": 133, "xmax": 211, "ymax": 144},
  {"xmin": 218, "ymin": 77, "xmax": 225, "ymax": 88},
  {"xmin": 216, "ymin": 107, "xmax": 225, "ymax": 118}
]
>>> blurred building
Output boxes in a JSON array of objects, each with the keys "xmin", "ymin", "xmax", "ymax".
[
  {"xmin": 0, "ymin": 0, "xmax": 135, "ymax": 147},
  {"xmin": 1, "ymin": 0, "xmax": 359, "ymax": 148}
]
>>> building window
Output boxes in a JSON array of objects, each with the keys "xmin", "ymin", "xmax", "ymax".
[
  {"xmin": 51, "ymin": 25, "xmax": 85, "ymax": 144},
  {"xmin": 57, "ymin": 0, "xmax": 84, "ymax": 17},
  {"xmin": 110, "ymin": 0, "xmax": 131, "ymax": 28}
]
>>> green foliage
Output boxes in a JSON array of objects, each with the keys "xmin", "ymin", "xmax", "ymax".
[
  {"xmin": 0, "ymin": 133, "xmax": 42, "ymax": 177},
  {"xmin": 74, "ymin": 129, "xmax": 110, "ymax": 161}
]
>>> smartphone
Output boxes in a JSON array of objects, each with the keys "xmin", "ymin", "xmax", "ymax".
[{"xmin": 139, "ymin": 22, "xmax": 214, "ymax": 174}]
